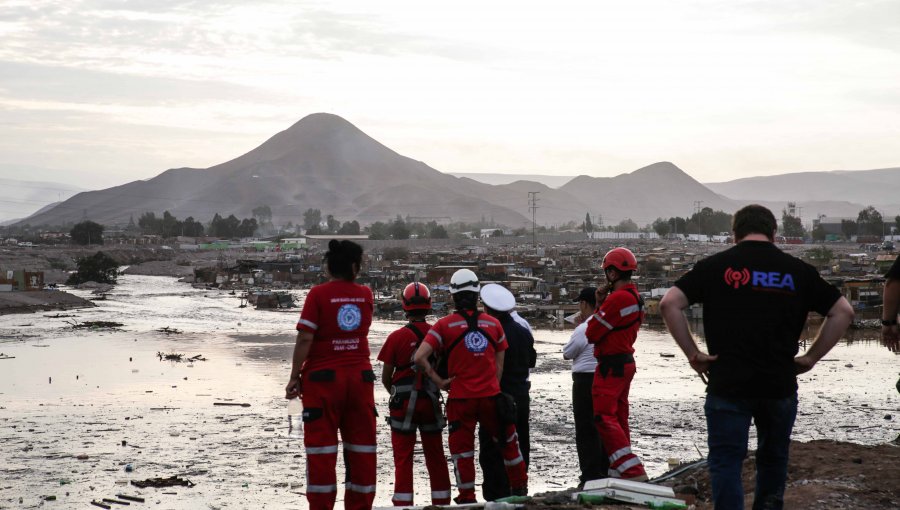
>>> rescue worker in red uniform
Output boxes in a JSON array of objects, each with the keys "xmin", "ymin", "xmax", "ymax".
[
  {"xmin": 413, "ymin": 269, "xmax": 528, "ymax": 503},
  {"xmin": 286, "ymin": 240, "xmax": 377, "ymax": 510},
  {"xmin": 585, "ymin": 247, "xmax": 648, "ymax": 481},
  {"xmin": 377, "ymin": 282, "xmax": 452, "ymax": 506}
]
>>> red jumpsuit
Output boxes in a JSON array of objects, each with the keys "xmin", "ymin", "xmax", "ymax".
[
  {"xmin": 297, "ymin": 281, "xmax": 376, "ymax": 510},
  {"xmin": 424, "ymin": 310, "xmax": 528, "ymax": 503},
  {"xmin": 377, "ymin": 322, "xmax": 452, "ymax": 506},
  {"xmin": 585, "ymin": 283, "xmax": 647, "ymax": 480}
]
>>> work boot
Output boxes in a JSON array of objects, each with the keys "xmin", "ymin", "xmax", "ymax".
[
  {"xmin": 511, "ymin": 486, "xmax": 528, "ymax": 497},
  {"xmin": 454, "ymin": 495, "xmax": 476, "ymax": 505}
]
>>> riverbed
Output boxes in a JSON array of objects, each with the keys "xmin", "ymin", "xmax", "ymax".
[{"xmin": 0, "ymin": 275, "xmax": 897, "ymax": 509}]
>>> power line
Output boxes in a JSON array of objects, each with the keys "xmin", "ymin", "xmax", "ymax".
[{"xmin": 528, "ymin": 191, "xmax": 539, "ymax": 250}]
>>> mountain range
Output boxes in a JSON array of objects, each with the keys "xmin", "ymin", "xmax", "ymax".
[{"xmin": 13, "ymin": 113, "xmax": 900, "ymax": 229}]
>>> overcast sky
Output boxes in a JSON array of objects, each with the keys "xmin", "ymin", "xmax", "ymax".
[{"xmin": 1, "ymin": 0, "xmax": 899, "ymax": 190}]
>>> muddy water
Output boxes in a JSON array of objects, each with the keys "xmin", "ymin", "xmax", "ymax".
[{"xmin": 0, "ymin": 276, "xmax": 897, "ymax": 509}]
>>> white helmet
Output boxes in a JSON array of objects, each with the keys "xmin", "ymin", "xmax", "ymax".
[{"xmin": 449, "ymin": 268, "xmax": 480, "ymax": 294}]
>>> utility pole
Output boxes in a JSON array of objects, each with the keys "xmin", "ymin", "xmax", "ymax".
[
  {"xmin": 693, "ymin": 201, "xmax": 703, "ymax": 241},
  {"xmin": 528, "ymin": 191, "xmax": 540, "ymax": 250}
]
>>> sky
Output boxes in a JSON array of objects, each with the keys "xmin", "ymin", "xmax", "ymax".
[{"xmin": 1, "ymin": 0, "xmax": 899, "ymax": 191}]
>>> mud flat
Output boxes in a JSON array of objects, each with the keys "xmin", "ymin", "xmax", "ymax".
[
  {"xmin": 0, "ymin": 275, "xmax": 897, "ymax": 509},
  {"xmin": 0, "ymin": 290, "xmax": 95, "ymax": 315}
]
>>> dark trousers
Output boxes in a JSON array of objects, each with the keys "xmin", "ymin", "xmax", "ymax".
[
  {"xmin": 478, "ymin": 392, "xmax": 530, "ymax": 501},
  {"xmin": 705, "ymin": 393, "xmax": 798, "ymax": 510},
  {"xmin": 573, "ymin": 372, "xmax": 607, "ymax": 484}
]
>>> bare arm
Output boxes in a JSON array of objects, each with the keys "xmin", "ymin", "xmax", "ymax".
[
  {"xmin": 381, "ymin": 363, "xmax": 394, "ymax": 393},
  {"xmin": 285, "ymin": 331, "xmax": 313, "ymax": 398},
  {"xmin": 414, "ymin": 341, "xmax": 452, "ymax": 390},
  {"xmin": 495, "ymin": 349, "xmax": 505, "ymax": 382},
  {"xmin": 882, "ymin": 278, "xmax": 900, "ymax": 351},
  {"xmin": 795, "ymin": 297, "xmax": 854, "ymax": 373},
  {"xmin": 660, "ymin": 287, "xmax": 717, "ymax": 380}
]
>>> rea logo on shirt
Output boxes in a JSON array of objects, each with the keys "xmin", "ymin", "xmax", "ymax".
[{"xmin": 724, "ymin": 267, "xmax": 796, "ymax": 291}]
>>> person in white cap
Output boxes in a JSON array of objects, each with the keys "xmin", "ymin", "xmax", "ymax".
[
  {"xmin": 413, "ymin": 269, "xmax": 528, "ymax": 503},
  {"xmin": 478, "ymin": 283, "xmax": 537, "ymax": 501}
]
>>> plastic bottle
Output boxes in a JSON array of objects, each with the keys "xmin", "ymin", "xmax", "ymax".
[{"xmin": 287, "ymin": 397, "xmax": 302, "ymax": 439}]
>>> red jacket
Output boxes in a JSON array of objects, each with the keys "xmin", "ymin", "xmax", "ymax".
[{"xmin": 585, "ymin": 283, "xmax": 642, "ymax": 357}]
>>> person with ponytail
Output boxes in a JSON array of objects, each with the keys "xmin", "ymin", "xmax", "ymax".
[{"xmin": 286, "ymin": 240, "xmax": 377, "ymax": 510}]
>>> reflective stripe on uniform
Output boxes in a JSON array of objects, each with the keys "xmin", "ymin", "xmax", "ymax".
[
  {"xmin": 504, "ymin": 455, "xmax": 525, "ymax": 467},
  {"xmin": 392, "ymin": 492, "xmax": 414, "ymax": 502},
  {"xmin": 307, "ymin": 484, "xmax": 338, "ymax": 493},
  {"xmin": 620, "ymin": 304, "xmax": 640, "ymax": 317},
  {"xmin": 451, "ymin": 450, "xmax": 475, "ymax": 460},
  {"xmin": 432, "ymin": 490, "xmax": 451, "ymax": 500},
  {"xmin": 506, "ymin": 432, "xmax": 518, "ymax": 444},
  {"xmin": 458, "ymin": 482, "xmax": 476, "ymax": 490},
  {"xmin": 613, "ymin": 456, "xmax": 643, "ymax": 474},
  {"xmin": 427, "ymin": 329, "xmax": 443, "ymax": 345},
  {"xmin": 593, "ymin": 313, "xmax": 614, "ymax": 330},
  {"xmin": 448, "ymin": 320, "xmax": 467, "ymax": 328},
  {"xmin": 297, "ymin": 318, "xmax": 318, "ymax": 330},
  {"xmin": 306, "ymin": 445, "xmax": 339, "ymax": 455},
  {"xmin": 346, "ymin": 483, "xmax": 377, "ymax": 494},
  {"xmin": 608, "ymin": 446, "xmax": 632, "ymax": 463},
  {"xmin": 344, "ymin": 443, "xmax": 376, "ymax": 453}
]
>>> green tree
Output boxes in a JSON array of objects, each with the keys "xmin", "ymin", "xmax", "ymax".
[
  {"xmin": 811, "ymin": 222, "xmax": 826, "ymax": 242},
  {"xmin": 66, "ymin": 251, "xmax": 118, "ymax": 285},
  {"xmin": 138, "ymin": 212, "xmax": 159, "ymax": 234},
  {"xmin": 303, "ymin": 208, "xmax": 322, "ymax": 230},
  {"xmin": 338, "ymin": 220, "xmax": 361, "ymax": 235},
  {"xmin": 781, "ymin": 204, "xmax": 806, "ymax": 238},
  {"xmin": 856, "ymin": 206, "xmax": 884, "ymax": 236},
  {"xmin": 252, "ymin": 205, "xmax": 272, "ymax": 223},
  {"xmin": 368, "ymin": 221, "xmax": 388, "ymax": 240},
  {"xmin": 426, "ymin": 223, "xmax": 448, "ymax": 239},
  {"xmin": 840, "ymin": 219, "xmax": 857, "ymax": 240},
  {"xmin": 583, "ymin": 212, "xmax": 593, "ymax": 233},
  {"xmin": 389, "ymin": 215, "xmax": 410, "ymax": 239},
  {"xmin": 614, "ymin": 218, "xmax": 639, "ymax": 232},
  {"xmin": 652, "ymin": 217, "xmax": 671, "ymax": 237},
  {"xmin": 326, "ymin": 215, "xmax": 341, "ymax": 233},
  {"xmin": 70, "ymin": 221, "xmax": 104, "ymax": 245},
  {"xmin": 237, "ymin": 218, "xmax": 258, "ymax": 237}
]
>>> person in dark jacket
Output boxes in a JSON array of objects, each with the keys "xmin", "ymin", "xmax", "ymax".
[{"xmin": 478, "ymin": 283, "xmax": 537, "ymax": 501}]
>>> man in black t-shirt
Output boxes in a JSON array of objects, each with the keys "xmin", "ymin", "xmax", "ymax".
[
  {"xmin": 659, "ymin": 204, "xmax": 854, "ymax": 510},
  {"xmin": 881, "ymin": 255, "xmax": 900, "ymax": 353}
]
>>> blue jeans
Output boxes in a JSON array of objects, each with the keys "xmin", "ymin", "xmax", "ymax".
[{"xmin": 704, "ymin": 393, "xmax": 798, "ymax": 510}]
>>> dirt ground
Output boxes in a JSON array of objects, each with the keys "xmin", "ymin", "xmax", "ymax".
[
  {"xmin": 0, "ymin": 289, "xmax": 95, "ymax": 315},
  {"xmin": 656, "ymin": 439, "xmax": 900, "ymax": 509}
]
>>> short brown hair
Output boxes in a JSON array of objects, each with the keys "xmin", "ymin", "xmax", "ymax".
[{"xmin": 732, "ymin": 204, "xmax": 776, "ymax": 241}]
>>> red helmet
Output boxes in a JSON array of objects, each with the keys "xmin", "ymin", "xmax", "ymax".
[
  {"xmin": 402, "ymin": 282, "xmax": 431, "ymax": 311},
  {"xmin": 602, "ymin": 247, "xmax": 637, "ymax": 272}
]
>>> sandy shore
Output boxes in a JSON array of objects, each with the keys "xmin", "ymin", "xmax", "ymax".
[{"xmin": 0, "ymin": 290, "xmax": 95, "ymax": 315}]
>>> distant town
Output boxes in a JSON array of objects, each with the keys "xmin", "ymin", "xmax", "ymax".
[{"xmin": 1, "ymin": 202, "xmax": 895, "ymax": 325}]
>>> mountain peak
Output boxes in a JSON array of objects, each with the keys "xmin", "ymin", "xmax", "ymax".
[
  {"xmin": 630, "ymin": 161, "xmax": 684, "ymax": 177},
  {"xmin": 287, "ymin": 112, "xmax": 356, "ymax": 132}
]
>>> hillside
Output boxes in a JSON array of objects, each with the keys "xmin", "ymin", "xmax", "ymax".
[
  {"xmin": 0, "ymin": 178, "xmax": 85, "ymax": 224},
  {"xmin": 706, "ymin": 167, "xmax": 900, "ymax": 208},
  {"xmin": 18, "ymin": 114, "xmax": 536, "ymax": 228}
]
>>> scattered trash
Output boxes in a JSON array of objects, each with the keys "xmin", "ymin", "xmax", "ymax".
[
  {"xmin": 43, "ymin": 495, "xmax": 57, "ymax": 501},
  {"xmin": 213, "ymin": 402, "xmax": 250, "ymax": 407},
  {"xmin": 76, "ymin": 453, "xmax": 89, "ymax": 460},
  {"xmin": 0, "ymin": 353, "xmax": 15, "ymax": 360},
  {"xmin": 131, "ymin": 476, "xmax": 195, "ymax": 489},
  {"xmin": 59, "ymin": 479, "xmax": 71, "ymax": 485},
  {"xmin": 156, "ymin": 326, "xmax": 182, "ymax": 335},
  {"xmin": 156, "ymin": 352, "xmax": 206, "ymax": 362},
  {"xmin": 67, "ymin": 320, "xmax": 124, "ymax": 330},
  {"xmin": 91, "ymin": 501, "xmax": 112, "ymax": 509},
  {"xmin": 125, "ymin": 463, "xmax": 134, "ymax": 472},
  {"xmin": 116, "ymin": 494, "xmax": 145, "ymax": 503},
  {"xmin": 659, "ymin": 353, "xmax": 676, "ymax": 358},
  {"xmin": 102, "ymin": 497, "xmax": 134, "ymax": 505}
]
